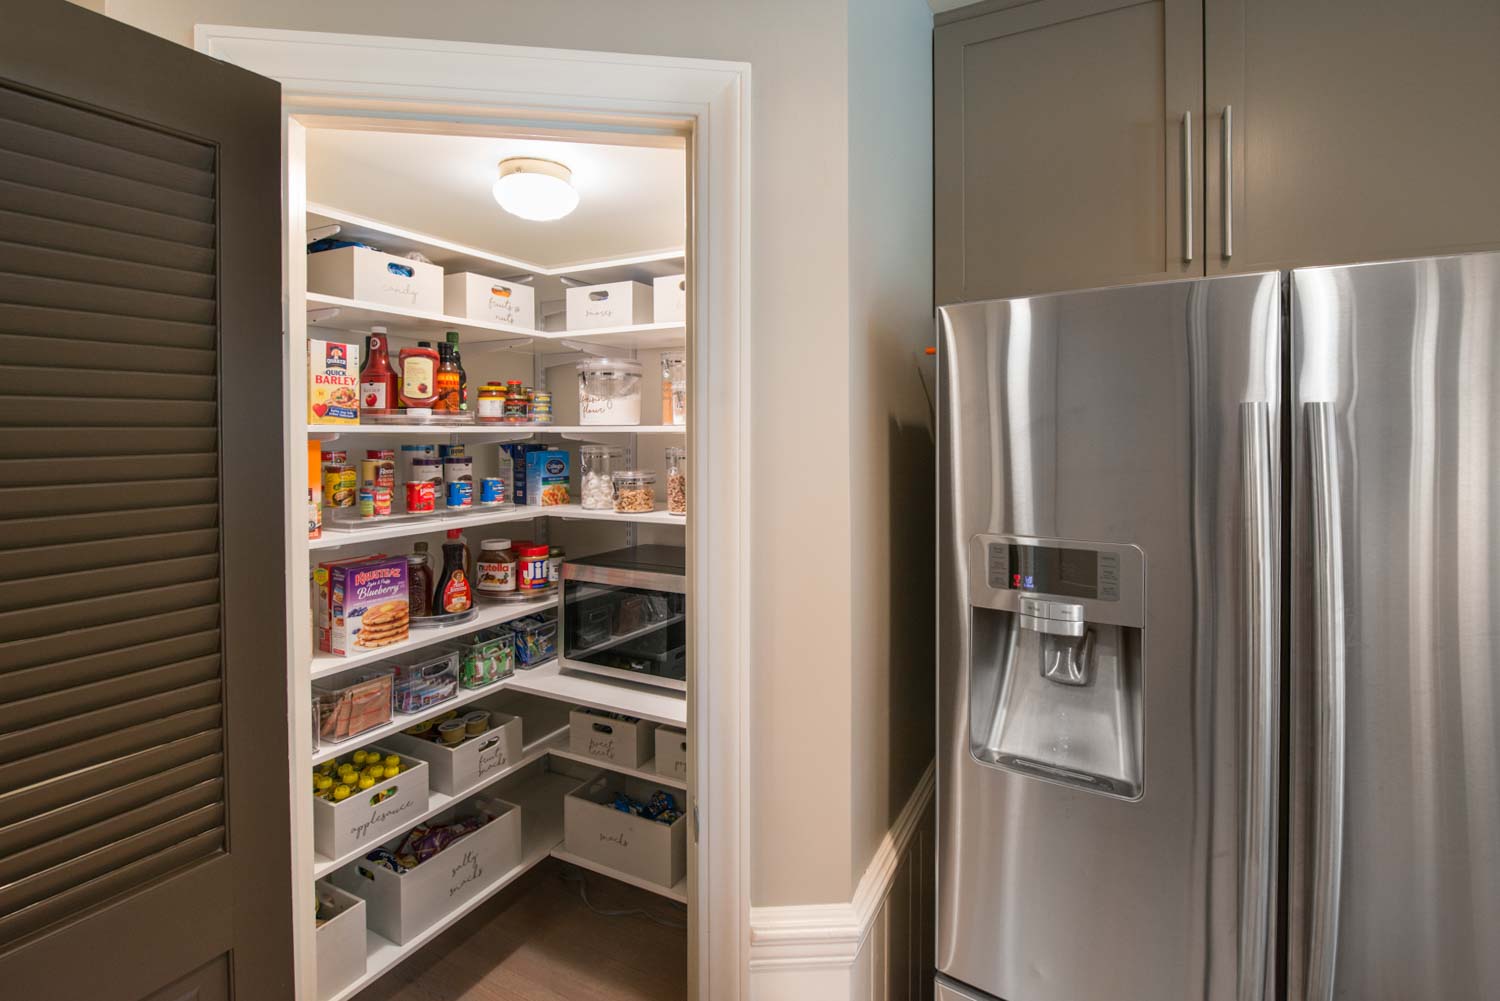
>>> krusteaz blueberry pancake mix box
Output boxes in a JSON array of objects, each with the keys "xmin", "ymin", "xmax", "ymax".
[{"xmin": 316, "ymin": 554, "xmax": 409, "ymax": 656}]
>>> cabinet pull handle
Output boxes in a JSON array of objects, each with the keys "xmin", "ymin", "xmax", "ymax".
[
  {"xmin": 1181, "ymin": 110, "xmax": 1194, "ymax": 263},
  {"xmin": 1223, "ymin": 105, "xmax": 1234, "ymax": 258}
]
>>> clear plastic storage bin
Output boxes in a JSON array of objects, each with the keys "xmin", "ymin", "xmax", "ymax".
[
  {"xmin": 313, "ymin": 668, "xmax": 395, "ymax": 744},
  {"xmin": 455, "ymin": 629, "xmax": 515, "ymax": 689},
  {"xmin": 390, "ymin": 648, "xmax": 460, "ymax": 713},
  {"xmin": 509, "ymin": 614, "xmax": 557, "ymax": 668}
]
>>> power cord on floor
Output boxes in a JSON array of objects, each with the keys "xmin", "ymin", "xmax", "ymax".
[{"xmin": 558, "ymin": 867, "xmax": 688, "ymax": 929}]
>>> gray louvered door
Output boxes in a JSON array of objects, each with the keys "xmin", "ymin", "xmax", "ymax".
[{"xmin": 0, "ymin": 4, "xmax": 290, "ymax": 1000}]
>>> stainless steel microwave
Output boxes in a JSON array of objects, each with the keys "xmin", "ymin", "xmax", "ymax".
[{"xmin": 559, "ymin": 545, "xmax": 686, "ymax": 691}]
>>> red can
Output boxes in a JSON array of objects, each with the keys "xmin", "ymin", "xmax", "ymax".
[{"xmin": 405, "ymin": 480, "xmax": 436, "ymax": 514}]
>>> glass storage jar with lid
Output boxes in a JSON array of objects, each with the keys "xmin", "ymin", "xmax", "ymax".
[
  {"xmin": 579, "ymin": 445, "xmax": 623, "ymax": 510},
  {"xmin": 612, "ymin": 470, "xmax": 657, "ymax": 513},
  {"xmin": 665, "ymin": 447, "xmax": 687, "ymax": 515},
  {"xmin": 577, "ymin": 358, "xmax": 642, "ymax": 425}
]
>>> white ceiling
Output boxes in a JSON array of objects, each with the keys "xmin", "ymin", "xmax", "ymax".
[{"xmin": 306, "ymin": 130, "xmax": 686, "ymax": 269}]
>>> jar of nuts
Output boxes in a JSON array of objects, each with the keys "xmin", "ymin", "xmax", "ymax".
[
  {"xmin": 612, "ymin": 470, "xmax": 657, "ymax": 514},
  {"xmin": 665, "ymin": 447, "xmax": 686, "ymax": 516}
]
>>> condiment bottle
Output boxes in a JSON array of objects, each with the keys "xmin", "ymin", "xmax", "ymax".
[
  {"xmin": 406, "ymin": 550, "xmax": 433, "ymax": 617},
  {"xmin": 435, "ymin": 342, "xmax": 462, "ymax": 412},
  {"xmin": 446, "ymin": 528, "xmax": 471, "ymax": 578},
  {"xmin": 445, "ymin": 331, "xmax": 468, "ymax": 411},
  {"xmin": 397, "ymin": 341, "xmax": 440, "ymax": 409},
  {"xmin": 360, "ymin": 327, "xmax": 397, "ymax": 413},
  {"xmin": 434, "ymin": 540, "xmax": 473, "ymax": 613}
]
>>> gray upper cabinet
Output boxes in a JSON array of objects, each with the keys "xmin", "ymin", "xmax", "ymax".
[
  {"xmin": 1204, "ymin": 0, "xmax": 1500, "ymax": 274},
  {"xmin": 935, "ymin": 0, "xmax": 1204, "ymax": 304}
]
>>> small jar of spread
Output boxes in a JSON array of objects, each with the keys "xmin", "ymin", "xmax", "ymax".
[
  {"xmin": 477, "ymin": 383, "xmax": 507, "ymax": 420},
  {"xmin": 475, "ymin": 538, "xmax": 517, "ymax": 598},
  {"xmin": 515, "ymin": 542, "xmax": 552, "ymax": 593}
]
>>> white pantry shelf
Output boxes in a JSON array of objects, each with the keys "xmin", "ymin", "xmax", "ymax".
[
  {"xmin": 310, "ymin": 501, "xmax": 680, "ymax": 551},
  {"xmin": 312, "ymin": 729, "xmax": 569, "ymax": 878},
  {"xmin": 307, "ymin": 291, "xmax": 686, "ymax": 350},
  {"xmin": 507, "ymin": 661, "xmax": 687, "ymax": 728},
  {"xmin": 549, "ymin": 849, "xmax": 687, "ymax": 905},
  {"xmin": 546, "ymin": 747, "xmax": 687, "ymax": 792},
  {"xmin": 308, "ymin": 423, "xmax": 686, "ymax": 438},
  {"xmin": 322, "ymin": 769, "xmax": 579, "ymax": 1001},
  {"xmin": 309, "ymin": 599, "xmax": 556, "ymax": 678}
]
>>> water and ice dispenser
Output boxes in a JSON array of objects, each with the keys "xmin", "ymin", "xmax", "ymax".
[{"xmin": 967, "ymin": 535, "xmax": 1145, "ymax": 799}]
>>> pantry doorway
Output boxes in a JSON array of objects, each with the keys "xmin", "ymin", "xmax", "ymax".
[{"xmin": 195, "ymin": 27, "xmax": 751, "ymax": 1001}]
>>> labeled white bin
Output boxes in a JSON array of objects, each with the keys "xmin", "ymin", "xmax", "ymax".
[
  {"xmin": 384, "ymin": 713, "xmax": 523, "ymax": 796},
  {"xmin": 313, "ymin": 750, "xmax": 429, "ymax": 860},
  {"xmin": 653, "ymin": 274, "xmax": 686, "ymax": 323},
  {"xmin": 307, "ymin": 245, "xmax": 443, "ymax": 312},
  {"xmin": 315, "ymin": 881, "xmax": 366, "ymax": 1000},
  {"xmin": 443, "ymin": 272, "xmax": 536, "ymax": 329},
  {"xmin": 335, "ymin": 797, "xmax": 521, "ymax": 945},
  {"xmin": 654, "ymin": 726, "xmax": 688, "ymax": 781},
  {"xmin": 564, "ymin": 774, "xmax": 686, "ymax": 889},
  {"xmin": 569, "ymin": 708, "xmax": 657, "ymax": 768},
  {"xmin": 565, "ymin": 280, "xmax": 654, "ymax": 329}
]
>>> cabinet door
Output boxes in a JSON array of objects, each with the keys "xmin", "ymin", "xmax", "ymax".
[
  {"xmin": 1206, "ymin": 0, "xmax": 1500, "ymax": 274},
  {"xmin": 935, "ymin": 0, "xmax": 1203, "ymax": 304}
]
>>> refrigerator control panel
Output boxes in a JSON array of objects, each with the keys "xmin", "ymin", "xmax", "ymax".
[{"xmin": 969, "ymin": 534, "xmax": 1144, "ymax": 628}]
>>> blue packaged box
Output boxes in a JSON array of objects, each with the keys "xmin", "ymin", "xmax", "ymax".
[
  {"xmin": 525, "ymin": 449, "xmax": 571, "ymax": 506},
  {"xmin": 500, "ymin": 443, "xmax": 543, "ymax": 506}
]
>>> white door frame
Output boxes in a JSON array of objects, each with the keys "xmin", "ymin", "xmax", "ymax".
[{"xmin": 196, "ymin": 26, "xmax": 751, "ymax": 1001}]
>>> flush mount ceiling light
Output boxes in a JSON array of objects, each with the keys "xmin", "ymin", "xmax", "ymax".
[{"xmin": 491, "ymin": 157, "xmax": 579, "ymax": 221}]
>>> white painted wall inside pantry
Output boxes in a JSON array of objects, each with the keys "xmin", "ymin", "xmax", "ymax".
[{"xmin": 106, "ymin": 0, "xmax": 935, "ymax": 923}]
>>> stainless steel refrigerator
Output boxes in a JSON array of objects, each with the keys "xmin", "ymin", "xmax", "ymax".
[{"xmin": 935, "ymin": 253, "xmax": 1500, "ymax": 1001}]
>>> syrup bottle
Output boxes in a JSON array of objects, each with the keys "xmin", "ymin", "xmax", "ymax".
[{"xmin": 433, "ymin": 539, "xmax": 473, "ymax": 613}]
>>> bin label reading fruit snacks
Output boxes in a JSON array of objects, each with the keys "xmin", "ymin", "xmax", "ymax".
[{"xmin": 308, "ymin": 339, "xmax": 361, "ymax": 424}]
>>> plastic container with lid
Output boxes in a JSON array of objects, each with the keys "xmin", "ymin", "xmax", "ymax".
[
  {"xmin": 666, "ymin": 447, "xmax": 687, "ymax": 516},
  {"xmin": 477, "ymin": 383, "xmax": 507, "ymax": 421},
  {"xmin": 661, "ymin": 352, "xmax": 687, "ymax": 426},
  {"xmin": 577, "ymin": 358, "xmax": 642, "ymax": 425},
  {"xmin": 579, "ymin": 444, "xmax": 624, "ymax": 510},
  {"xmin": 515, "ymin": 542, "xmax": 552, "ymax": 593},
  {"xmin": 613, "ymin": 470, "xmax": 657, "ymax": 513},
  {"xmin": 475, "ymin": 538, "xmax": 517, "ymax": 598}
]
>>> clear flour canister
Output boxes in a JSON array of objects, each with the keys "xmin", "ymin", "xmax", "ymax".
[{"xmin": 577, "ymin": 357, "xmax": 642, "ymax": 425}]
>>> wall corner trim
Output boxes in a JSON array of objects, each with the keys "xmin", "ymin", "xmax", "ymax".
[{"xmin": 748, "ymin": 759, "xmax": 935, "ymax": 979}]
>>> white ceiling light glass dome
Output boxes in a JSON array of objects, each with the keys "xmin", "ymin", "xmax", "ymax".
[{"xmin": 491, "ymin": 157, "xmax": 580, "ymax": 221}]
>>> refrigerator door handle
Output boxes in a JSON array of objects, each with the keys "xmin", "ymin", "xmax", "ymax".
[
  {"xmin": 1222, "ymin": 105, "xmax": 1234, "ymax": 259},
  {"xmin": 1181, "ymin": 110, "xmax": 1194, "ymax": 263},
  {"xmin": 1239, "ymin": 402, "xmax": 1276, "ymax": 1001},
  {"xmin": 1306, "ymin": 402, "xmax": 1347, "ymax": 1001}
]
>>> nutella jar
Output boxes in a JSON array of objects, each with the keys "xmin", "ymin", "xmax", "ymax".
[{"xmin": 475, "ymin": 538, "xmax": 517, "ymax": 598}]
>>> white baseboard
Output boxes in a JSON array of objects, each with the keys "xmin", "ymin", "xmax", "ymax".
[{"xmin": 749, "ymin": 761, "xmax": 936, "ymax": 1000}]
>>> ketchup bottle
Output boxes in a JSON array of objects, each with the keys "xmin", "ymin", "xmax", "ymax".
[{"xmin": 359, "ymin": 326, "xmax": 397, "ymax": 414}]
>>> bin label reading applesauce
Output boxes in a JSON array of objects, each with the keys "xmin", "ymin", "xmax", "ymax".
[
  {"xmin": 348, "ymin": 795, "xmax": 415, "ymax": 841},
  {"xmin": 448, "ymin": 849, "xmax": 483, "ymax": 898}
]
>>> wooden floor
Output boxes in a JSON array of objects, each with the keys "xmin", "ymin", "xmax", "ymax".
[{"xmin": 358, "ymin": 859, "xmax": 689, "ymax": 1001}]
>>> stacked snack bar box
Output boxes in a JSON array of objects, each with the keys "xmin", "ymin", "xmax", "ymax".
[{"xmin": 315, "ymin": 554, "xmax": 410, "ymax": 656}]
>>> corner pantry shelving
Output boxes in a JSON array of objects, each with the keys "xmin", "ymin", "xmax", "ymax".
[{"xmin": 292, "ymin": 188, "xmax": 693, "ymax": 1001}]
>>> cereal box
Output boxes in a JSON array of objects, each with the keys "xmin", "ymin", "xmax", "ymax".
[
  {"xmin": 308, "ymin": 339, "xmax": 361, "ymax": 424},
  {"xmin": 315, "ymin": 555, "xmax": 409, "ymax": 656},
  {"xmin": 524, "ymin": 449, "xmax": 570, "ymax": 506}
]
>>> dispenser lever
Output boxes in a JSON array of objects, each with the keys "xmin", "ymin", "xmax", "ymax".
[{"xmin": 1018, "ymin": 597, "xmax": 1085, "ymax": 637}]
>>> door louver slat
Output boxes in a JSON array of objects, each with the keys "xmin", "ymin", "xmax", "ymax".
[{"xmin": 0, "ymin": 77, "xmax": 229, "ymax": 949}]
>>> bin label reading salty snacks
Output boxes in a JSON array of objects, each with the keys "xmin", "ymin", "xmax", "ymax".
[
  {"xmin": 316, "ymin": 555, "xmax": 409, "ymax": 655},
  {"xmin": 308, "ymin": 339, "xmax": 361, "ymax": 424}
]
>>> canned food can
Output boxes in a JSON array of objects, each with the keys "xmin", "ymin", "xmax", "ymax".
[
  {"xmin": 479, "ymin": 477, "xmax": 506, "ymax": 506},
  {"xmin": 406, "ymin": 480, "xmax": 436, "ymax": 513},
  {"xmin": 358, "ymin": 488, "xmax": 375, "ymax": 518},
  {"xmin": 371, "ymin": 486, "xmax": 393, "ymax": 517}
]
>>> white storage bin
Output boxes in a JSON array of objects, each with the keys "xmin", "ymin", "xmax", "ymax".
[
  {"xmin": 565, "ymin": 280, "xmax": 654, "ymax": 329},
  {"xmin": 384, "ymin": 713, "xmax": 523, "ymax": 795},
  {"xmin": 654, "ymin": 726, "xmax": 688, "ymax": 781},
  {"xmin": 335, "ymin": 797, "xmax": 521, "ymax": 945},
  {"xmin": 315, "ymin": 881, "xmax": 366, "ymax": 1000},
  {"xmin": 443, "ymin": 272, "xmax": 536, "ymax": 329},
  {"xmin": 564, "ymin": 774, "xmax": 686, "ymax": 889},
  {"xmin": 313, "ymin": 750, "xmax": 430, "ymax": 860},
  {"xmin": 307, "ymin": 246, "xmax": 443, "ymax": 312},
  {"xmin": 568, "ymin": 708, "xmax": 657, "ymax": 768},
  {"xmin": 653, "ymin": 274, "xmax": 686, "ymax": 323}
]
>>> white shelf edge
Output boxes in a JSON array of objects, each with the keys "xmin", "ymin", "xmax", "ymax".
[
  {"xmin": 311, "ymin": 503, "xmax": 680, "ymax": 551},
  {"xmin": 506, "ymin": 661, "xmax": 686, "ymax": 728},
  {"xmin": 546, "ymin": 747, "xmax": 687, "ymax": 792},
  {"xmin": 306, "ymin": 291, "xmax": 537, "ymax": 340},
  {"xmin": 549, "ymin": 849, "xmax": 687, "ymax": 905},
  {"xmin": 307, "ymin": 202, "xmax": 683, "ymax": 280},
  {"xmin": 312, "ymin": 728, "xmax": 569, "ymax": 878},
  {"xmin": 307, "ymin": 423, "xmax": 686, "ymax": 437},
  {"xmin": 313, "ymin": 674, "xmax": 534, "ymax": 766},
  {"xmin": 310, "ymin": 599, "xmax": 556, "ymax": 678},
  {"xmin": 321, "ymin": 770, "xmax": 578, "ymax": 1001}
]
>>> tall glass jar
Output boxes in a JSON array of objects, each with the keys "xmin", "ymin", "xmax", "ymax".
[
  {"xmin": 666, "ymin": 447, "xmax": 687, "ymax": 515},
  {"xmin": 579, "ymin": 444, "xmax": 624, "ymax": 510},
  {"xmin": 661, "ymin": 351, "xmax": 687, "ymax": 426},
  {"xmin": 577, "ymin": 358, "xmax": 642, "ymax": 425}
]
